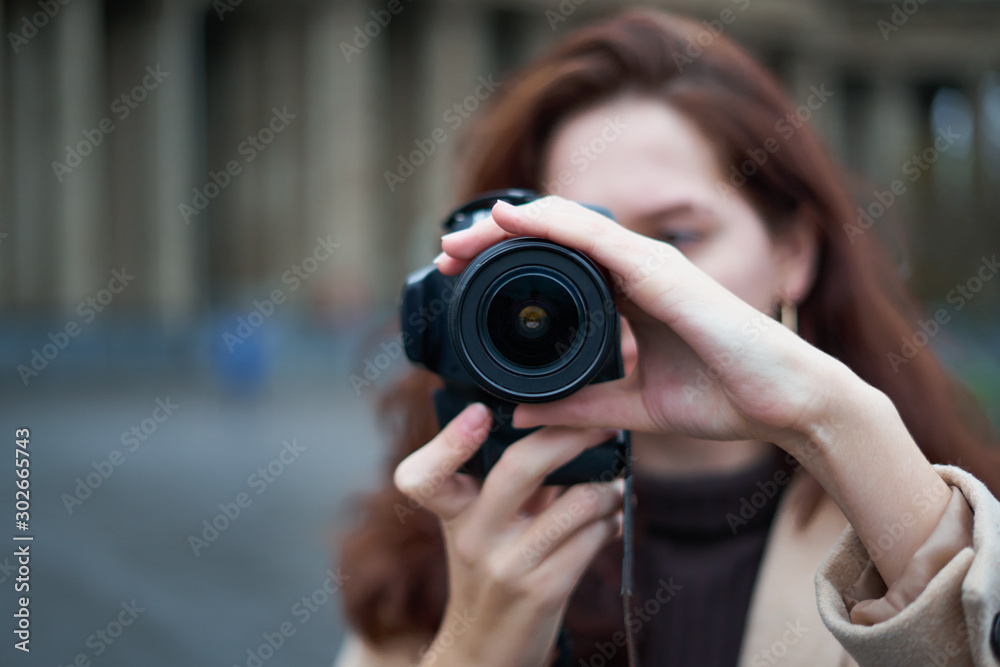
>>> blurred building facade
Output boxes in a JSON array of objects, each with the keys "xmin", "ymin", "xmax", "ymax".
[{"xmin": 2, "ymin": 0, "xmax": 1000, "ymax": 325}]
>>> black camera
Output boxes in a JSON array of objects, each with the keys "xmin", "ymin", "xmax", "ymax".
[{"xmin": 400, "ymin": 190, "xmax": 625, "ymax": 485}]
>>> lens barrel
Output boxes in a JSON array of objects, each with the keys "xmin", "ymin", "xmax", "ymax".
[{"xmin": 449, "ymin": 237, "xmax": 617, "ymax": 403}]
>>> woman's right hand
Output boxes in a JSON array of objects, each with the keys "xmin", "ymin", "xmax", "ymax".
[{"xmin": 393, "ymin": 403, "xmax": 625, "ymax": 667}]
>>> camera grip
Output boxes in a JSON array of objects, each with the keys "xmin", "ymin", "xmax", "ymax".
[{"xmin": 433, "ymin": 388, "xmax": 625, "ymax": 485}]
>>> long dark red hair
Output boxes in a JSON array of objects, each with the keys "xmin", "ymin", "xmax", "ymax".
[{"xmin": 339, "ymin": 7, "xmax": 999, "ymax": 652}]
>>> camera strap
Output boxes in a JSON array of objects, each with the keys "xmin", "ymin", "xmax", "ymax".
[
  {"xmin": 620, "ymin": 428, "xmax": 638, "ymax": 667},
  {"xmin": 554, "ymin": 429, "xmax": 638, "ymax": 667}
]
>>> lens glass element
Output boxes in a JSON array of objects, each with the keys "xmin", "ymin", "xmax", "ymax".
[{"xmin": 483, "ymin": 272, "xmax": 580, "ymax": 370}]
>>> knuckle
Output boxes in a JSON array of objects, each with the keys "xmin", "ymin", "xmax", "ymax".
[
  {"xmin": 452, "ymin": 532, "xmax": 482, "ymax": 570},
  {"xmin": 569, "ymin": 490, "xmax": 607, "ymax": 524},
  {"xmin": 578, "ymin": 480, "xmax": 623, "ymax": 516},
  {"xmin": 392, "ymin": 460, "xmax": 420, "ymax": 499},
  {"xmin": 485, "ymin": 553, "xmax": 530, "ymax": 595},
  {"xmin": 495, "ymin": 445, "xmax": 543, "ymax": 482}
]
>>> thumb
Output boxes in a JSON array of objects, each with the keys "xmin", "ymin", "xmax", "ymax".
[{"xmin": 512, "ymin": 375, "xmax": 652, "ymax": 431}]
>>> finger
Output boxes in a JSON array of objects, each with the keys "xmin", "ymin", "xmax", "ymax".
[
  {"xmin": 517, "ymin": 486, "xmax": 563, "ymax": 518},
  {"xmin": 393, "ymin": 403, "xmax": 491, "ymax": 521},
  {"xmin": 517, "ymin": 478, "xmax": 624, "ymax": 567},
  {"xmin": 433, "ymin": 253, "xmax": 472, "ymax": 276},
  {"xmin": 472, "ymin": 426, "xmax": 618, "ymax": 530},
  {"xmin": 513, "ymin": 375, "xmax": 654, "ymax": 432},
  {"xmin": 491, "ymin": 197, "xmax": 718, "ymax": 317},
  {"xmin": 489, "ymin": 197, "xmax": 652, "ymax": 282},
  {"xmin": 532, "ymin": 511, "xmax": 623, "ymax": 597},
  {"xmin": 437, "ymin": 217, "xmax": 515, "ymax": 275}
]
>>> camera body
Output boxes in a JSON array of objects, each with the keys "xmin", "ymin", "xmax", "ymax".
[{"xmin": 401, "ymin": 190, "xmax": 625, "ymax": 485}]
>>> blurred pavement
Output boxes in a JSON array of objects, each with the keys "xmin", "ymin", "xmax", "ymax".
[{"xmin": 0, "ymin": 361, "xmax": 386, "ymax": 667}]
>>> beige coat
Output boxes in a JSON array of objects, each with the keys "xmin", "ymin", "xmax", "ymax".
[{"xmin": 335, "ymin": 464, "xmax": 1000, "ymax": 666}]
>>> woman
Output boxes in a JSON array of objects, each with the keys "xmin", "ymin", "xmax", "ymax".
[{"xmin": 336, "ymin": 9, "xmax": 1000, "ymax": 666}]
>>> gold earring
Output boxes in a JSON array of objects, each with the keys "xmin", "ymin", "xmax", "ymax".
[{"xmin": 779, "ymin": 299, "xmax": 798, "ymax": 334}]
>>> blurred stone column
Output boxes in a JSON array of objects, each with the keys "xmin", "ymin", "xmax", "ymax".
[
  {"xmin": 408, "ymin": 0, "xmax": 491, "ymax": 269},
  {"xmin": 0, "ymin": 0, "xmax": 9, "ymax": 303},
  {"xmin": 54, "ymin": 0, "xmax": 106, "ymax": 310},
  {"xmin": 304, "ymin": 0, "xmax": 382, "ymax": 319},
  {"xmin": 506, "ymin": 7, "xmax": 556, "ymax": 67},
  {"xmin": 861, "ymin": 71, "xmax": 922, "ymax": 278},
  {"xmin": 861, "ymin": 71, "xmax": 920, "ymax": 190},
  {"xmin": 787, "ymin": 51, "xmax": 845, "ymax": 165},
  {"xmin": 148, "ymin": 0, "xmax": 202, "ymax": 324},
  {"xmin": 211, "ymin": 23, "xmax": 261, "ymax": 293},
  {"xmin": 259, "ymin": 18, "xmax": 303, "ymax": 278},
  {"xmin": 8, "ymin": 0, "xmax": 61, "ymax": 306}
]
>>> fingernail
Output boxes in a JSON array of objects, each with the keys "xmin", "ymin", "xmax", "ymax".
[
  {"xmin": 433, "ymin": 251, "xmax": 447, "ymax": 265},
  {"xmin": 493, "ymin": 200, "xmax": 517, "ymax": 214},
  {"xmin": 461, "ymin": 403, "xmax": 489, "ymax": 430},
  {"xmin": 441, "ymin": 229, "xmax": 466, "ymax": 242}
]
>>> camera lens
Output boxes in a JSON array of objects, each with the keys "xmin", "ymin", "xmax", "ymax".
[
  {"xmin": 517, "ymin": 305, "xmax": 548, "ymax": 337},
  {"xmin": 450, "ymin": 237, "xmax": 617, "ymax": 403},
  {"xmin": 483, "ymin": 272, "xmax": 580, "ymax": 370}
]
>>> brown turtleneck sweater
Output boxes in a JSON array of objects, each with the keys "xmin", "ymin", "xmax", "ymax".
[{"xmin": 566, "ymin": 447, "xmax": 794, "ymax": 666}]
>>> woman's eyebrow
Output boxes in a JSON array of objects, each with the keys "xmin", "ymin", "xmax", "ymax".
[{"xmin": 636, "ymin": 202, "xmax": 715, "ymax": 226}]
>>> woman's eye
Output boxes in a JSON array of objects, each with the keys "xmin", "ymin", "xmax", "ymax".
[{"xmin": 657, "ymin": 230, "xmax": 703, "ymax": 247}]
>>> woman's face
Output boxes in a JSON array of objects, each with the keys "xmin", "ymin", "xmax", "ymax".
[{"xmin": 541, "ymin": 96, "xmax": 815, "ymax": 358}]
